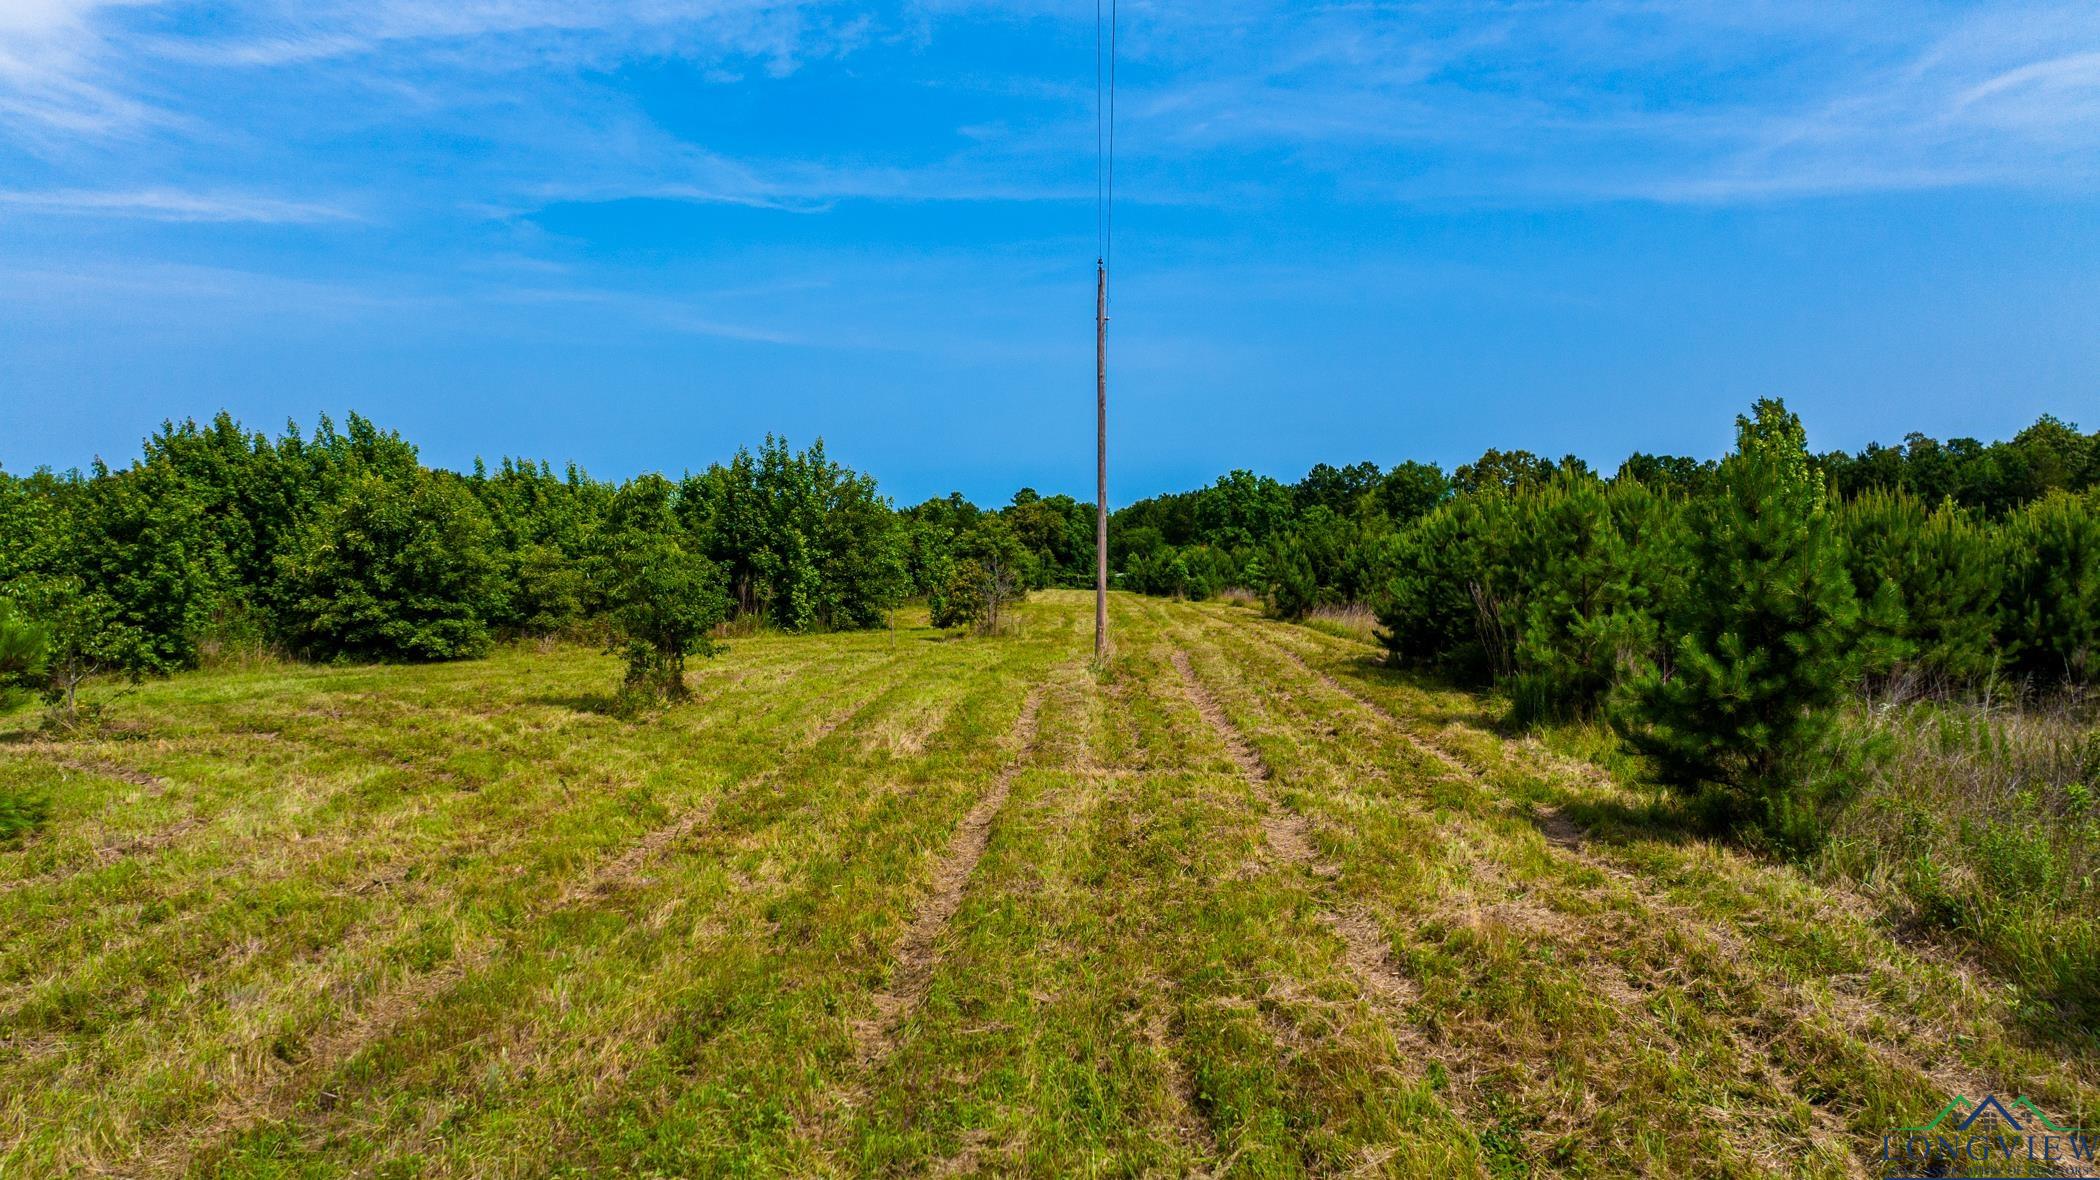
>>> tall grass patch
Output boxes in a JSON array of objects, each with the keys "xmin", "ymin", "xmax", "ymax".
[{"xmin": 1821, "ymin": 697, "xmax": 2100, "ymax": 1024}]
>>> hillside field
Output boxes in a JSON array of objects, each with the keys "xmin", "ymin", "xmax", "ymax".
[{"xmin": 3, "ymin": 591, "xmax": 2096, "ymax": 1178}]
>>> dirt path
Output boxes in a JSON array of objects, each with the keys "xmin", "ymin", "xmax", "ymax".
[
  {"xmin": 1170, "ymin": 649, "xmax": 1450, "ymax": 1099},
  {"xmin": 852, "ymin": 686, "xmax": 1044, "ymax": 1069}
]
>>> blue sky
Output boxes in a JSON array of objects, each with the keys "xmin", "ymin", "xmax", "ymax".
[{"xmin": 2, "ymin": 1, "xmax": 2097, "ymax": 506}]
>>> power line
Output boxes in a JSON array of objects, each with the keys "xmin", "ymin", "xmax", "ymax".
[
  {"xmin": 1107, "ymin": 0, "xmax": 1116, "ymax": 277},
  {"xmin": 1094, "ymin": 0, "xmax": 1117, "ymax": 274},
  {"xmin": 1093, "ymin": 0, "xmax": 1116, "ymax": 660}
]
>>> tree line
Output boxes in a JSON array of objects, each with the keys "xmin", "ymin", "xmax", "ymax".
[
  {"xmin": 2, "ymin": 403, "xmax": 2093, "ymax": 827},
  {"xmin": 1114, "ymin": 404, "xmax": 2099, "ymax": 848},
  {"xmin": 0, "ymin": 413, "xmax": 1092, "ymax": 711}
]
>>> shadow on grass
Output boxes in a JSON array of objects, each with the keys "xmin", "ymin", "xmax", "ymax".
[
  {"xmin": 533, "ymin": 692, "xmax": 627, "ymax": 718},
  {"xmin": 1528, "ymin": 792, "xmax": 1708, "ymax": 852},
  {"xmin": 1324, "ymin": 655, "xmax": 1512, "ymax": 733}
]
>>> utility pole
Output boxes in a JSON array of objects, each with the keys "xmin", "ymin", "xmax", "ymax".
[{"xmin": 1095, "ymin": 258, "xmax": 1109, "ymax": 659}]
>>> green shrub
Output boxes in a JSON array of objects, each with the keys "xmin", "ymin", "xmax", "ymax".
[
  {"xmin": 1373, "ymin": 495, "xmax": 1516, "ymax": 683},
  {"xmin": 274, "ymin": 470, "xmax": 501, "ymax": 661},
  {"xmin": 1614, "ymin": 399, "xmax": 1864, "ymax": 848},
  {"xmin": 0, "ymin": 786, "xmax": 47, "ymax": 844},
  {"xmin": 930, "ymin": 518, "xmax": 1034, "ymax": 634},
  {"xmin": 1838, "ymin": 490, "xmax": 2001, "ymax": 686},
  {"xmin": 1996, "ymin": 490, "xmax": 2100, "ymax": 687},
  {"xmin": 1507, "ymin": 472, "xmax": 1659, "ymax": 724},
  {"xmin": 0, "ymin": 599, "xmax": 50, "ymax": 712},
  {"xmin": 605, "ymin": 532, "xmax": 728, "ymax": 705},
  {"xmin": 686, "ymin": 437, "xmax": 906, "ymax": 631}
]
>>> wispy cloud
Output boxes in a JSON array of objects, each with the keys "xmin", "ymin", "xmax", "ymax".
[
  {"xmin": 1070, "ymin": 0, "xmax": 2100, "ymax": 203},
  {"xmin": 0, "ymin": 0, "xmax": 167, "ymax": 136},
  {"xmin": 0, "ymin": 186, "xmax": 360, "ymax": 222},
  {"xmin": 5, "ymin": 0, "xmax": 2100, "ymax": 235},
  {"xmin": 146, "ymin": 0, "xmax": 856, "ymax": 70}
]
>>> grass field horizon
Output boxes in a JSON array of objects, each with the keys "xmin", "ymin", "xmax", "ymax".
[{"xmin": 4, "ymin": 590, "xmax": 2096, "ymax": 1177}]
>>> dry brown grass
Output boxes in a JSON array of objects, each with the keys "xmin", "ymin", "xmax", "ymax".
[{"xmin": 1301, "ymin": 602, "xmax": 1380, "ymax": 646}]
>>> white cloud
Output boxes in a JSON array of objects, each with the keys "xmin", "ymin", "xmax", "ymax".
[
  {"xmin": 145, "ymin": 1, "xmax": 849, "ymax": 70},
  {"xmin": 0, "ymin": 0, "xmax": 164, "ymax": 134},
  {"xmin": 0, "ymin": 186, "xmax": 359, "ymax": 221},
  {"xmin": 4, "ymin": 0, "xmax": 2100, "ymax": 220}
]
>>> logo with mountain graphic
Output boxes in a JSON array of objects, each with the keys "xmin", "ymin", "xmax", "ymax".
[{"xmin": 1882, "ymin": 1093, "xmax": 2095, "ymax": 1176}]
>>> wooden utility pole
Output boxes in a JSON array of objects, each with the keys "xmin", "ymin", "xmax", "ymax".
[{"xmin": 1095, "ymin": 259, "xmax": 1109, "ymax": 658}]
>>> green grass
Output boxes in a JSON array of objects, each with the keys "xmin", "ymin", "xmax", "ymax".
[{"xmin": 2, "ymin": 592, "xmax": 2095, "ymax": 1177}]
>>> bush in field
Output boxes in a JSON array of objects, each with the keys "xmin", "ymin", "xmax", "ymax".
[
  {"xmin": 686, "ymin": 436, "xmax": 906, "ymax": 632},
  {"xmin": 930, "ymin": 518, "xmax": 1035, "ymax": 634},
  {"xmin": 1122, "ymin": 545, "xmax": 1192, "ymax": 598},
  {"xmin": 275, "ymin": 470, "xmax": 501, "ymax": 661},
  {"xmin": 1507, "ymin": 472, "xmax": 1660, "ymax": 724},
  {"xmin": 75, "ymin": 456, "xmax": 236, "ymax": 672},
  {"xmin": 0, "ymin": 597, "xmax": 51, "ymax": 831},
  {"xmin": 1264, "ymin": 532, "xmax": 1321, "ymax": 620},
  {"xmin": 502, "ymin": 543, "xmax": 590, "ymax": 638},
  {"xmin": 1374, "ymin": 494, "xmax": 1521, "ymax": 683},
  {"xmin": 1615, "ymin": 399, "xmax": 1864, "ymax": 848},
  {"xmin": 606, "ymin": 533, "xmax": 728, "ymax": 703},
  {"xmin": 1004, "ymin": 489, "xmax": 1095, "ymax": 588},
  {"xmin": 4, "ymin": 462, "xmax": 219, "ymax": 714},
  {"xmin": 471, "ymin": 457, "xmax": 608, "ymax": 637},
  {"xmin": 4, "ymin": 456, "xmax": 233, "ymax": 713},
  {"xmin": 1838, "ymin": 490, "xmax": 2001, "ymax": 687},
  {"xmin": 0, "ymin": 599, "xmax": 49, "ymax": 713},
  {"xmin": 1264, "ymin": 507, "xmax": 1388, "ymax": 620},
  {"xmin": 1996, "ymin": 491, "xmax": 2100, "ymax": 687},
  {"xmin": 813, "ymin": 473, "xmax": 909, "ymax": 629}
]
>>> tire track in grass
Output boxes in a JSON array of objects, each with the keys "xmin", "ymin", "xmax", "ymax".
[
  {"xmin": 1208, "ymin": 612, "xmax": 2020, "ymax": 1166},
  {"xmin": 1133, "ymin": 969, "xmax": 1229, "ymax": 1173},
  {"xmin": 1500, "ymin": 727, "xmax": 2051, "ymax": 1073},
  {"xmin": 1168, "ymin": 611, "xmax": 1877, "ymax": 1176},
  {"xmin": 850, "ymin": 684, "xmax": 1044, "ymax": 1070},
  {"xmin": 286, "ymin": 649, "xmax": 1032, "ymax": 1176},
  {"xmin": 137, "ymin": 655, "xmax": 913, "ymax": 1180},
  {"xmin": 1151, "ymin": 630, "xmax": 1479, "ymax": 1174},
  {"xmin": 1169, "ymin": 649, "xmax": 1452, "ymax": 1103},
  {"xmin": 0, "ymin": 746, "xmax": 169, "ymax": 791},
  {"xmin": 21, "ymin": 645, "xmax": 814, "ymax": 880},
  {"xmin": 1084, "ymin": 653, "xmax": 1230, "ymax": 1173},
  {"xmin": 837, "ymin": 632, "xmax": 1230, "ymax": 1176},
  {"xmin": 0, "ymin": 644, "xmax": 845, "ymax": 998},
  {"xmin": 0, "ymin": 642, "xmax": 869, "ymax": 1100}
]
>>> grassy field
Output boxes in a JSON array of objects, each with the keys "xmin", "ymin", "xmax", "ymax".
[{"xmin": 3, "ymin": 590, "xmax": 2096, "ymax": 1178}]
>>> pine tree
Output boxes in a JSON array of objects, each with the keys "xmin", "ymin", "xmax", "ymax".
[
  {"xmin": 1615, "ymin": 399, "xmax": 1863, "ymax": 846},
  {"xmin": 1373, "ymin": 493, "xmax": 1530, "ymax": 682},
  {"xmin": 1997, "ymin": 490, "xmax": 2100, "ymax": 687},
  {"xmin": 1508, "ymin": 470, "xmax": 1656, "ymax": 724},
  {"xmin": 1839, "ymin": 490, "xmax": 1999, "ymax": 688}
]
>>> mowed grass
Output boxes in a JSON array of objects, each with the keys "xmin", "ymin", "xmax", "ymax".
[{"xmin": 2, "ymin": 592, "xmax": 2095, "ymax": 1178}]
